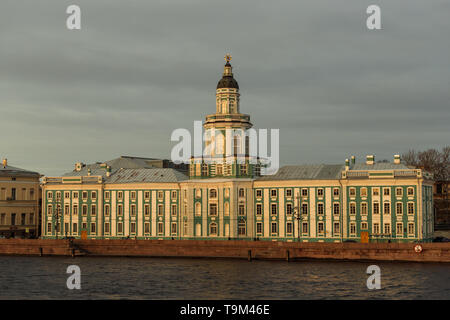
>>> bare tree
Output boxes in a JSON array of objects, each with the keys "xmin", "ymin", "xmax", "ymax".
[{"xmin": 402, "ymin": 149, "xmax": 419, "ymax": 167}]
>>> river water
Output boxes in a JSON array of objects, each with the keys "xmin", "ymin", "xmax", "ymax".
[{"xmin": 0, "ymin": 256, "xmax": 448, "ymax": 299}]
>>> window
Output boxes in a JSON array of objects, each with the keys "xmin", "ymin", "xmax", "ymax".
[
  {"xmin": 349, "ymin": 203, "xmax": 356, "ymax": 215},
  {"xmin": 384, "ymin": 223, "xmax": 391, "ymax": 235},
  {"xmin": 349, "ymin": 188, "xmax": 356, "ymax": 197},
  {"xmin": 29, "ymin": 189, "xmax": 34, "ymax": 200},
  {"xmin": 396, "ymin": 203, "xmax": 403, "ymax": 215},
  {"xmin": 238, "ymin": 204, "xmax": 245, "ymax": 216},
  {"xmin": 130, "ymin": 222, "xmax": 136, "ymax": 234},
  {"xmin": 82, "ymin": 205, "xmax": 88, "ymax": 216},
  {"xmin": 317, "ymin": 188, "xmax": 324, "ymax": 197},
  {"xmin": 55, "ymin": 191, "xmax": 60, "ymax": 200},
  {"xmin": 350, "ymin": 222, "xmax": 356, "ymax": 236},
  {"xmin": 47, "ymin": 223, "xmax": 52, "ymax": 233},
  {"xmin": 90, "ymin": 223, "xmax": 96, "ymax": 233},
  {"xmin": 270, "ymin": 189, "xmax": 277, "ymax": 198},
  {"xmin": 333, "ymin": 203, "xmax": 340, "ymax": 215},
  {"xmin": 82, "ymin": 222, "xmax": 87, "ymax": 230},
  {"xmin": 64, "ymin": 192, "xmax": 70, "ymax": 199},
  {"xmin": 238, "ymin": 188, "xmax": 245, "ymax": 198},
  {"xmin": 301, "ymin": 203, "xmax": 308, "ymax": 215},
  {"xmin": 158, "ymin": 204, "xmax": 164, "ymax": 216},
  {"xmin": 318, "ymin": 222, "xmax": 324, "ymax": 234},
  {"xmin": 238, "ymin": 222, "xmax": 246, "ymax": 236},
  {"xmin": 117, "ymin": 222, "xmax": 123, "ymax": 234},
  {"xmin": 144, "ymin": 204, "xmax": 150, "ymax": 216},
  {"xmin": 333, "ymin": 188, "xmax": 340, "ymax": 197},
  {"xmin": 201, "ymin": 163, "xmax": 208, "ymax": 176},
  {"xmin": 118, "ymin": 191, "xmax": 123, "ymax": 200},
  {"xmin": 286, "ymin": 203, "xmax": 293, "ymax": 215},
  {"xmin": 317, "ymin": 203, "xmax": 324, "ymax": 215},
  {"xmin": 29, "ymin": 213, "xmax": 34, "ymax": 225},
  {"xmin": 396, "ymin": 188, "xmax": 403, "ymax": 197},
  {"xmin": 334, "ymin": 222, "xmax": 340, "ymax": 235},
  {"xmin": 271, "ymin": 222, "xmax": 277, "ymax": 234},
  {"xmin": 158, "ymin": 191, "xmax": 164, "ymax": 200},
  {"xmin": 104, "ymin": 205, "xmax": 110, "ymax": 216},
  {"xmin": 373, "ymin": 202, "xmax": 380, "ymax": 214},
  {"xmin": 130, "ymin": 204, "xmax": 136, "ymax": 216},
  {"xmin": 256, "ymin": 204, "xmax": 262, "ymax": 216},
  {"xmin": 286, "ymin": 189, "xmax": 292, "ymax": 197},
  {"xmin": 408, "ymin": 223, "xmax": 415, "ymax": 235},
  {"xmin": 407, "ymin": 187, "xmax": 414, "ymax": 196},
  {"xmin": 396, "ymin": 223, "xmax": 403, "ymax": 235},
  {"xmin": 256, "ymin": 189, "xmax": 262, "ymax": 198},
  {"xmin": 301, "ymin": 189, "xmax": 308, "ymax": 197},
  {"xmin": 286, "ymin": 222, "xmax": 293, "ymax": 234},
  {"xmin": 73, "ymin": 223, "xmax": 78, "ymax": 234},
  {"xmin": 65, "ymin": 205, "xmax": 70, "ymax": 215},
  {"xmin": 144, "ymin": 191, "xmax": 150, "ymax": 200},
  {"xmin": 383, "ymin": 188, "xmax": 390, "ymax": 196},
  {"xmin": 209, "ymin": 222, "xmax": 217, "ymax": 235},
  {"xmin": 256, "ymin": 222, "xmax": 263, "ymax": 235},
  {"xmin": 195, "ymin": 202, "xmax": 201, "ymax": 216},
  {"xmin": 0, "ymin": 213, "xmax": 5, "ymax": 225},
  {"xmin": 361, "ymin": 222, "xmax": 368, "ymax": 230},
  {"xmin": 407, "ymin": 202, "xmax": 414, "ymax": 215},
  {"xmin": 73, "ymin": 205, "xmax": 78, "ymax": 215},
  {"xmin": 209, "ymin": 203, "xmax": 217, "ymax": 216},
  {"xmin": 48, "ymin": 192, "xmax": 53, "ymax": 199},
  {"xmin": 91, "ymin": 205, "xmax": 96, "ymax": 216},
  {"xmin": 73, "ymin": 192, "xmax": 78, "ymax": 199},
  {"xmin": 91, "ymin": 191, "xmax": 97, "ymax": 200},
  {"xmin": 361, "ymin": 188, "xmax": 367, "ymax": 197},
  {"xmin": 373, "ymin": 188, "xmax": 380, "ymax": 196},
  {"xmin": 171, "ymin": 205, "xmax": 177, "ymax": 216},
  {"xmin": 21, "ymin": 213, "xmax": 26, "ymax": 225},
  {"xmin": 171, "ymin": 223, "xmax": 177, "ymax": 235},
  {"xmin": 82, "ymin": 191, "xmax": 88, "ymax": 200},
  {"xmin": 104, "ymin": 222, "xmax": 110, "ymax": 234},
  {"xmin": 144, "ymin": 222, "xmax": 150, "ymax": 234},
  {"xmin": 171, "ymin": 191, "xmax": 177, "ymax": 200},
  {"xmin": 117, "ymin": 204, "xmax": 123, "ymax": 216},
  {"xmin": 130, "ymin": 191, "xmax": 136, "ymax": 200},
  {"xmin": 361, "ymin": 202, "xmax": 368, "ymax": 215},
  {"xmin": 384, "ymin": 202, "xmax": 390, "ymax": 215},
  {"xmin": 271, "ymin": 203, "xmax": 277, "ymax": 215},
  {"xmin": 302, "ymin": 222, "xmax": 308, "ymax": 234},
  {"xmin": 210, "ymin": 189, "xmax": 217, "ymax": 198},
  {"xmin": 239, "ymin": 164, "xmax": 248, "ymax": 175},
  {"xmin": 373, "ymin": 223, "xmax": 380, "ymax": 234},
  {"xmin": 105, "ymin": 191, "xmax": 110, "ymax": 200}
]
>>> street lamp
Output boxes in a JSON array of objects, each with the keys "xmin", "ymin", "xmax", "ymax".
[{"xmin": 53, "ymin": 200, "xmax": 61, "ymax": 240}]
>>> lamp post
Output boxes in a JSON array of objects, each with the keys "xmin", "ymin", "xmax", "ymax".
[
  {"xmin": 53, "ymin": 200, "xmax": 61, "ymax": 240},
  {"xmin": 293, "ymin": 192, "xmax": 301, "ymax": 243}
]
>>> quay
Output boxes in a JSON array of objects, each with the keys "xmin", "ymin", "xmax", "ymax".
[{"xmin": 0, "ymin": 239, "xmax": 449, "ymax": 263}]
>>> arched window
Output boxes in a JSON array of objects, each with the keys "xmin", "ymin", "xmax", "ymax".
[
  {"xmin": 210, "ymin": 223, "xmax": 218, "ymax": 235},
  {"xmin": 195, "ymin": 202, "xmax": 201, "ymax": 216},
  {"xmin": 233, "ymin": 135, "xmax": 241, "ymax": 155}
]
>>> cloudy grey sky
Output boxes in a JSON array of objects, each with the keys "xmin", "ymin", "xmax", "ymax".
[{"xmin": 1, "ymin": 0, "xmax": 449, "ymax": 176}]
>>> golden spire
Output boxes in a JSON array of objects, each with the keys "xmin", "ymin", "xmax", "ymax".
[{"xmin": 224, "ymin": 53, "xmax": 232, "ymax": 63}]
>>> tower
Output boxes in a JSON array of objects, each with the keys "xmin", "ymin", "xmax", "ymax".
[{"xmin": 189, "ymin": 55, "xmax": 261, "ymax": 179}]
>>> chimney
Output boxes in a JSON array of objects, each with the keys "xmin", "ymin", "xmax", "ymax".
[
  {"xmin": 394, "ymin": 154, "xmax": 401, "ymax": 164},
  {"xmin": 351, "ymin": 155, "xmax": 356, "ymax": 166},
  {"xmin": 2, "ymin": 158, "xmax": 7, "ymax": 168},
  {"xmin": 366, "ymin": 155, "xmax": 375, "ymax": 165},
  {"xmin": 87, "ymin": 168, "xmax": 91, "ymax": 176},
  {"xmin": 106, "ymin": 165, "xmax": 111, "ymax": 177},
  {"xmin": 345, "ymin": 159, "xmax": 350, "ymax": 171},
  {"xmin": 75, "ymin": 162, "xmax": 85, "ymax": 172}
]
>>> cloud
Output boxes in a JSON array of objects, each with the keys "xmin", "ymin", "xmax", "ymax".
[{"xmin": 0, "ymin": 0, "xmax": 449, "ymax": 175}]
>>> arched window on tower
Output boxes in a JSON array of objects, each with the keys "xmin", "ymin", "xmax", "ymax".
[{"xmin": 233, "ymin": 135, "xmax": 241, "ymax": 155}]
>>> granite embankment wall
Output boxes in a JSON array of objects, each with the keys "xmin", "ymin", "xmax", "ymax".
[{"xmin": 0, "ymin": 239, "xmax": 449, "ymax": 262}]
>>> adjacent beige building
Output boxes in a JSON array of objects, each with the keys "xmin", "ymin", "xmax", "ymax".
[{"xmin": 0, "ymin": 159, "xmax": 41, "ymax": 238}]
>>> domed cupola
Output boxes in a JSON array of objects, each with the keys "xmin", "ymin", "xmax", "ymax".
[{"xmin": 216, "ymin": 55, "xmax": 239, "ymax": 89}]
